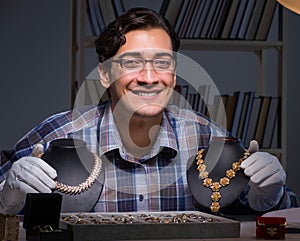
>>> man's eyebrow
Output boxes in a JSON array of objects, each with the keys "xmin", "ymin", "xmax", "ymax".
[
  {"xmin": 118, "ymin": 52, "xmax": 142, "ymax": 58},
  {"xmin": 118, "ymin": 52, "xmax": 173, "ymax": 59},
  {"xmin": 154, "ymin": 52, "xmax": 173, "ymax": 58}
]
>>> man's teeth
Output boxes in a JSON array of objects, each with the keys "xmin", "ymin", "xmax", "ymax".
[{"xmin": 135, "ymin": 91, "xmax": 158, "ymax": 97}]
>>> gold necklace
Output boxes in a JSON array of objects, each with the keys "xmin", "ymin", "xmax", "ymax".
[
  {"xmin": 43, "ymin": 152, "xmax": 102, "ymax": 195},
  {"xmin": 196, "ymin": 149, "xmax": 250, "ymax": 213}
]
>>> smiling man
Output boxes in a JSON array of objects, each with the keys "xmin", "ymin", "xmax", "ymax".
[
  {"xmin": 0, "ymin": 8, "xmax": 298, "ymax": 215},
  {"xmin": 99, "ymin": 29, "xmax": 177, "ymax": 157}
]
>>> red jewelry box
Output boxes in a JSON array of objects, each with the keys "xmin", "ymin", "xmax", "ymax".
[{"xmin": 256, "ymin": 216, "xmax": 286, "ymax": 239}]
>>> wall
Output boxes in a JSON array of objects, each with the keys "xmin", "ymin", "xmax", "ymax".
[
  {"xmin": 0, "ymin": 0, "xmax": 71, "ymax": 149},
  {"xmin": 286, "ymin": 9, "xmax": 300, "ymax": 199},
  {"xmin": 0, "ymin": 1, "xmax": 299, "ymax": 197}
]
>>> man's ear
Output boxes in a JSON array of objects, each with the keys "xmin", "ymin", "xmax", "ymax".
[
  {"xmin": 172, "ymin": 72, "xmax": 177, "ymax": 88},
  {"xmin": 98, "ymin": 63, "xmax": 111, "ymax": 88}
]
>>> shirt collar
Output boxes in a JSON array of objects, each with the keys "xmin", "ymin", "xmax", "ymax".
[{"xmin": 98, "ymin": 102, "xmax": 178, "ymax": 161}]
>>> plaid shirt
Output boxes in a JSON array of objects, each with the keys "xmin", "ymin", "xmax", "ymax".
[{"xmin": 0, "ymin": 101, "xmax": 297, "ymax": 213}]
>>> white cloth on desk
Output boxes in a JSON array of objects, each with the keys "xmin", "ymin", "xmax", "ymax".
[{"xmin": 262, "ymin": 207, "xmax": 300, "ymax": 229}]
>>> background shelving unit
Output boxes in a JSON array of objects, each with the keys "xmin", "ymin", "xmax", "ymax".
[{"xmin": 70, "ymin": 0, "xmax": 287, "ymax": 168}]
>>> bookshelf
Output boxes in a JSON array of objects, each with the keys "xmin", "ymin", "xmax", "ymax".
[{"xmin": 70, "ymin": 0, "xmax": 287, "ymax": 168}]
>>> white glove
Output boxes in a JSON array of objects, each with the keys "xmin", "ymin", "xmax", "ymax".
[
  {"xmin": 240, "ymin": 140, "xmax": 286, "ymax": 212},
  {"xmin": 0, "ymin": 144, "xmax": 57, "ymax": 215}
]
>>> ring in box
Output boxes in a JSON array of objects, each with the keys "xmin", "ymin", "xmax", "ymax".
[
  {"xmin": 23, "ymin": 193, "xmax": 73, "ymax": 241},
  {"xmin": 256, "ymin": 216, "xmax": 286, "ymax": 239}
]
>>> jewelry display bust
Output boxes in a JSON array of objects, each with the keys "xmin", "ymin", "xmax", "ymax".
[
  {"xmin": 41, "ymin": 138, "xmax": 104, "ymax": 212},
  {"xmin": 187, "ymin": 137, "xmax": 250, "ymax": 213}
]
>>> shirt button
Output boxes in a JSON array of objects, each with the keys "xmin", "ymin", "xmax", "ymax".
[{"xmin": 139, "ymin": 195, "xmax": 144, "ymax": 201}]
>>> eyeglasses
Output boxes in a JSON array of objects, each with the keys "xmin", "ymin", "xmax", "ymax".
[{"xmin": 111, "ymin": 58, "xmax": 176, "ymax": 72}]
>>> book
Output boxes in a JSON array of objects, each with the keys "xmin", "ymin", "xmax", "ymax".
[
  {"xmin": 244, "ymin": 96, "xmax": 262, "ymax": 147},
  {"xmin": 245, "ymin": 0, "xmax": 267, "ymax": 40},
  {"xmin": 112, "ymin": 0, "xmax": 125, "ymax": 16},
  {"xmin": 230, "ymin": 0, "xmax": 249, "ymax": 39},
  {"xmin": 270, "ymin": 116, "xmax": 278, "ymax": 148},
  {"xmin": 254, "ymin": 96, "xmax": 272, "ymax": 146},
  {"xmin": 185, "ymin": 0, "xmax": 204, "ymax": 38},
  {"xmin": 238, "ymin": 91, "xmax": 255, "ymax": 143},
  {"xmin": 200, "ymin": 0, "xmax": 219, "ymax": 39},
  {"xmin": 178, "ymin": 0, "xmax": 197, "ymax": 38},
  {"xmin": 87, "ymin": 0, "xmax": 105, "ymax": 36},
  {"xmin": 231, "ymin": 91, "xmax": 245, "ymax": 137},
  {"xmin": 237, "ymin": 0, "xmax": 257, "ymax": 39},
  {"xmin": 162, "ymin": 0, "xmax": 184, "ymax": 27},
  {"xmin": 221, "ymin": 0, "xmax": 240, "ymax": 39},
  {"xmin": 192, "ymin": 0, "xmax": 212, "ymax": 38},
  {"xmin": 214, "ymin": 94, "xmax": 228, "ymax": 128},
  {"xmin": 207, "ymin": 0, "xmax": 224, "ymax": 39},
  {"xmin": 255, "ymin": 0, "xmax": 277, "ymax": 40},
  {"xmin": 180, "ymin": 85, "xmax": 189, "ymax": 108},
  {"xmin": 211, "ymin": 0, "xmax": 232, "ymax": 39},
  {"xmin": 187, "ymin": 93, "xmax": 196, "ymax": 109},
  {"xmin": 98, "ymin": 0, "xmax": 117, "ymax": 26},
  {"xmin": 193, "ymin": 93, "xmax": 199, "ymax": 110},
  {"xmin": 225, "ymin": 94, "xmax": 238, "ymax": 132},
  {"xmin": 198, "ymin": 84, "xmax": 211, "ymax": 115},
  {"xmin": 174, "ymin": 0, "xmax": 191, "ymax": 34},
  {"xmin": 159, "ymin": 0, "xmax": 170, "ymax": 16},
  {"xmin": 262, "ymin": 97, "xmax": 279, "ymax": 148},
  {"xmin": 194, "ymin": 93, "xmax": 201, "ymax": 112}
]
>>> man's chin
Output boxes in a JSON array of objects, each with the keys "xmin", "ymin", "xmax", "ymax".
[{"xmin": 132, "ymin": 105, "xmax": 165, "ymax": 118}]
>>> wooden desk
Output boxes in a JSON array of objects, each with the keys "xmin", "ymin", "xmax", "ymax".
[{"xmin": 18, "ymin": 221, "xmax": 300, "ymax": 241}]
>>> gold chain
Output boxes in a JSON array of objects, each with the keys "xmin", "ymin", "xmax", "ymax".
[
  {"xmin": 54, "ymin": 152, "xmax": 102, "ymax": 195},
  {"xmin": 196, "ymin": 149, "xmax": 250, "ymax": 213}
]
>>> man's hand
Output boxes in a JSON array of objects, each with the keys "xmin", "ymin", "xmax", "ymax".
[
  {"xmin": 0, "ymin": 144, "xmax": 57, "ymax": 214},
  {"xmin": 240, "ymin": 140, "xmax": 286, "ymax": 211}
]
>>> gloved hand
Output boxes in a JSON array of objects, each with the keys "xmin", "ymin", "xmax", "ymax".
[
  {"xmin": 0, "ymin": 144, "xmax": 57, "ymax": 215},
  {"xmin": 240, "ymin": 140, "xmax": 286, "ymax": 212}
]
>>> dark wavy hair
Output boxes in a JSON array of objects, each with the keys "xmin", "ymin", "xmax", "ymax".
[{"xmin": 95, "ymin": 7, "xmax": 180, "ymax": 64}]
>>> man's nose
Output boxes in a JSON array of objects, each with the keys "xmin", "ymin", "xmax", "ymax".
[{"xmin": 138, "ymin": 63, "xmax": 158, "ymax": 84}]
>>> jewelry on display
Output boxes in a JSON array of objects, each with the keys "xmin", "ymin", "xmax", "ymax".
[
  {"xmin": 55, "ymin": 152, "xmax": 102, "ymax": 195},
  {"xmin": 40, "ymin": 152, "xmax": 102, "ymax": 195},
  {"xmin": 196, "ymin": 148, "xmax": 250, "ymax": 213}
]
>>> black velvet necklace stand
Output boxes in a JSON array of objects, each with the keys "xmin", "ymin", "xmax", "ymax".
[
  {"xmin": 187, "ymin": 137, "xmax": 249, "ymax": 212},
  {"xmin": 41, "ymin": 138, "xmax": 105, "ymax": 213}
]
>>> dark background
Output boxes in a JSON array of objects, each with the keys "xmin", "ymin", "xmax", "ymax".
[{"xmin": 1, "ymin": 0, "xmax": 299, "ymax": 197}]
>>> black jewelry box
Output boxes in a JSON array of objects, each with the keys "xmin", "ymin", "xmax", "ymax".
[{"xmin": 23, "ymin": 193, "xmax": 73, "ymax": 241}]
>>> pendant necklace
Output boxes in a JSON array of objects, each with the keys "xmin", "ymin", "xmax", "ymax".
[{"xmin": 196, "ymin": 149, "xmax": 250, "ymax": 212}]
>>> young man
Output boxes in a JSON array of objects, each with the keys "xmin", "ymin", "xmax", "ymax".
[{"xmin": 0, "ymin": 8, "xmax": 297, "ymax": 215}]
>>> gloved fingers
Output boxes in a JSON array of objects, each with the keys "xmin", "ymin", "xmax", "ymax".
[
  {"xmin": 257, "ymin": 172, "xmax": 286, "ymax": 188},
  {"xmin": 248, "ymin": 140, "xmax": 259, "ymax": 153},
  {"xmin": 241, "ymin": 151, "xmax": 286, "ymax": 187},
  {"xmin": 18, "ymin": 163, "xmax": 56, "ymax": 191},
  {"xmin": 15, "ymin": 179, "xmax": 40, "ymax": 194},
  {"xmin": 24, "ymin": 157, "xmax": 57, "ymax": 179},
  {"xmin": 241, "ymin": 152, "xmax": 273, "ymax": 170},
  {"xmin": 31, "ymin": 144, "xmax": 44, "ymax": 157},
  {"xmin": 249, "ymin": 163, "xmax": 281, "ymax": 185}
]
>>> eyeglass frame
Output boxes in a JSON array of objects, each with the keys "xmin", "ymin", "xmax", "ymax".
[{"xmin": 110, "ymin": 57, "xmax": 177, "ymax": 72}]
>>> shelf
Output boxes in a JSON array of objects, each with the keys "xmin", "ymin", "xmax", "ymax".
[{"xmin": 179, "ymin": 40, "xmax": 283, "ymax": 52}]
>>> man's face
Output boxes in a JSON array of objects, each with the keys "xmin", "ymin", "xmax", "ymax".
[{"xmin": 100, "ymin": 28, "xmax": 176, "ymax": 118}]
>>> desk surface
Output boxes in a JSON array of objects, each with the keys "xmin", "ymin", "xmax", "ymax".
[{"xmin": 18, "ymin": 221, "xmax": 300, "ymax": 241}]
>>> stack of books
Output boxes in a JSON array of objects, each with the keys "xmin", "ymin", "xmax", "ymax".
[
  {"xmin": 170, "ymin": 85, "xmax": 279, "ymax": 148},
  {"xmin": 160, "ymin": 0, "xmax": 278, "ymax": 40}
]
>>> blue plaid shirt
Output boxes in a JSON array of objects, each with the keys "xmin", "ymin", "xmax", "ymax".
[{"xmin": 0, "ymin": 101, "xmax": 297, "ymax": 213}]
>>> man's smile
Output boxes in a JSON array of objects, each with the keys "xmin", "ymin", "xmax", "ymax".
[{"xmin": 130, "ymin": 89, "xmax": 163, "ymax": 97}]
